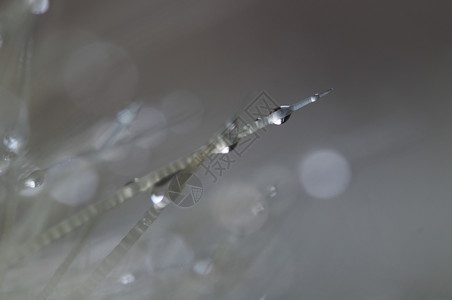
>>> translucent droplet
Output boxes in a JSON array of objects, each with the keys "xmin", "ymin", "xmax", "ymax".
[
  {"xmin": 193, "ymin": 259, "xmax": 213, "ymax": 275},
  {"xmin": 266, "ymin": 185, "xmax": 277, "ymax": 198},
  {"xmin": 118, "ymin": 273, "xmax": 135, "ymax": 285},
  {"xmin": 251, "ymin": 202, "xmax": 265, "ymax": 216},
  {"xmin": 151, "ymin": 192, "xmax": 169, "ymax": 209},
  {"xmin": 19, "ymin": 169, "xmax": 45, "ymax": 196},
  {"xmin": 151, "ymin": 193, "xmax": 164, "ymax": 204},
  {"xmin": 3, "ymin": 135, "xmax": 24, "ymax": 154},
  {"xmin": 27, "ymin": 0, "xmax": 49, "ymax": 15},
  {"xmin": 23, "ymin": 169, "xmax": 45, "ymax": 189},
  {"xmin": 220, "ymin": 146, "xmax": 230, "ymax": 154},
  {"xmin": 0, "ymin": 34, "xmax": 3, "ymax": 49},
  {"xmin": 116, "ymin": 102, "xmax": 141, "ymax": 126},
  {"xmin": 269, "ymin": 107, "xmax": 291, "ymax": 125}
]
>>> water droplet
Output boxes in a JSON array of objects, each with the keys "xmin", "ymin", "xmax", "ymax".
[
  {"xmin": 251, "ymin": 202, "xmax": 265, "ymax": 216},
  {"xmin": 23, "ymin": 169, "xmax": 45, "ymax": 189},
  {"xmin": 27, "ymin": 0, "xmax": 49, "ymax": 15},
  {"xmin": 117, "ymin": 102, "xmax": 141, "ymax": 126},
  {"xmin": 220, "ymin": 146, "xmax": 230, "ymax": 154},
  {"xmin": 151, "ymin": 192, "xmax": 169, "ymax": 209},
  {"xmin": 269, "ymin": 107, "xmax": 291, "ymax": 125},
  {"xmin": 19, "ymin": 169, "xmax": 45, "ymax": 196},
  {"xmin": 151, "ymin": 193, "xmax": 164, "ymax": 204},
  {"xmin": 3, "ymin": 135, "xmax": 24, "ymax": 154},
  {"xmin": 193, "ymin": 259, "xmax": 213, "ymax": 275},
  {"xmin": 118, "ymin": 273, "xmax": 135, "ymax": 285},
  {"xmin": 267, "ymin": 185, "xmax": 277, "ymax": 198},
  {"xmin": 0, "ymin": 34, "xmax": 3, "ymax": 49}
]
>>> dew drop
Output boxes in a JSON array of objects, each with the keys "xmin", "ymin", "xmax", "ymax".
[
  {"xmin": 269, "ymin": 107, "xmax": 291, "ymax": 125},
  {"xmin": 19, "ymin": 169, "xmax": 45, "ymax": 196},
  {"xmin": 151, "ymin": 192, "xmax": 169, "ymax": 209},
  {"xmin": 3, "ymin": 135, "xmax": 24, "ymax": 154},
  {"xmin": 23, "ymin": 169, "xmax": 45, "ymax": 189},
  {"xmin": 193, "ymin": 259, "xmax": 213, "ymax": 275},
  {"xmin": 220, "ymin": 146, "xmax": 230, "ymax": 154},
  {"xmin": 116, "ymin": 102, "xmax": 141, "ymax": 126},
  {"xmin": 151, "ymin": 193, "xmax": 164, "ymax": 204},
  {"xmin": 266, "ymin": 185, "xmax": 277, "ymax": 198},
  {"xmin": 27, "ymin": 0, "xmax": 49, "ymax": 15},
  {"xmin": 118, "ymin": 272, "xmax": 135, "ymax": 285}
]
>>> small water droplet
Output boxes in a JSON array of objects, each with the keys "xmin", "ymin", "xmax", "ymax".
[
  {"xmin": 117, "ymin": 102, "xmax": 141, "ymax": 126},
  {"xmin": 193, "ymin": 259, "xmax": 213, "ymax": 275},
  {"xmin": 270, "ymin": 107, "xmax": 291, "ymax": 125},
  {"xmin": 0, "ymin": 34, "xmax": 3, "ymax": 49},
  {"xmin": 220, "ymin": 146, "xmax": 230, "ymax": 154},
  {"xmin": 27, "ymin": 0, "xmax": 49, "ymax": 15},
  {"xmin": 251, "ymin": 202, "xmax": 265, "ymax": 215},
  {"xmin": 118, "ymin": 272, "xmax": 135, "ymax": 285},
  {"xmin": 151, "ymin": 192, "xmax": 169, "ymax": 209},
  {"xmin": 23, "ymin": 169, "xmax": 45, "ymax": 189},
  {"xmin": 3, "ymin": 135, "xmax": 24, "ymax": 154},
  {"xmin": 267, "ymin": 185, "xmax": 277, "ymax": 198},
  {"xmin": 151, "ymin": 193, "xmax": 164, "ymax": 204}
]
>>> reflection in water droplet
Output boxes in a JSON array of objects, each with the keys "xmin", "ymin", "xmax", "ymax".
[
  {"xmin": 118, "ymin": 273, "xmax": 135, "ymax": 285},
  {"xmin": 28, "ymin": 0, "xmax": 49, "ymax": 15}
]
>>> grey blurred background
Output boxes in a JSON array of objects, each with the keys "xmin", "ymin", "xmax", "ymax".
[{"xmin": 4, "ymin": 0, "xmax": 452, "ymax": 299}]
